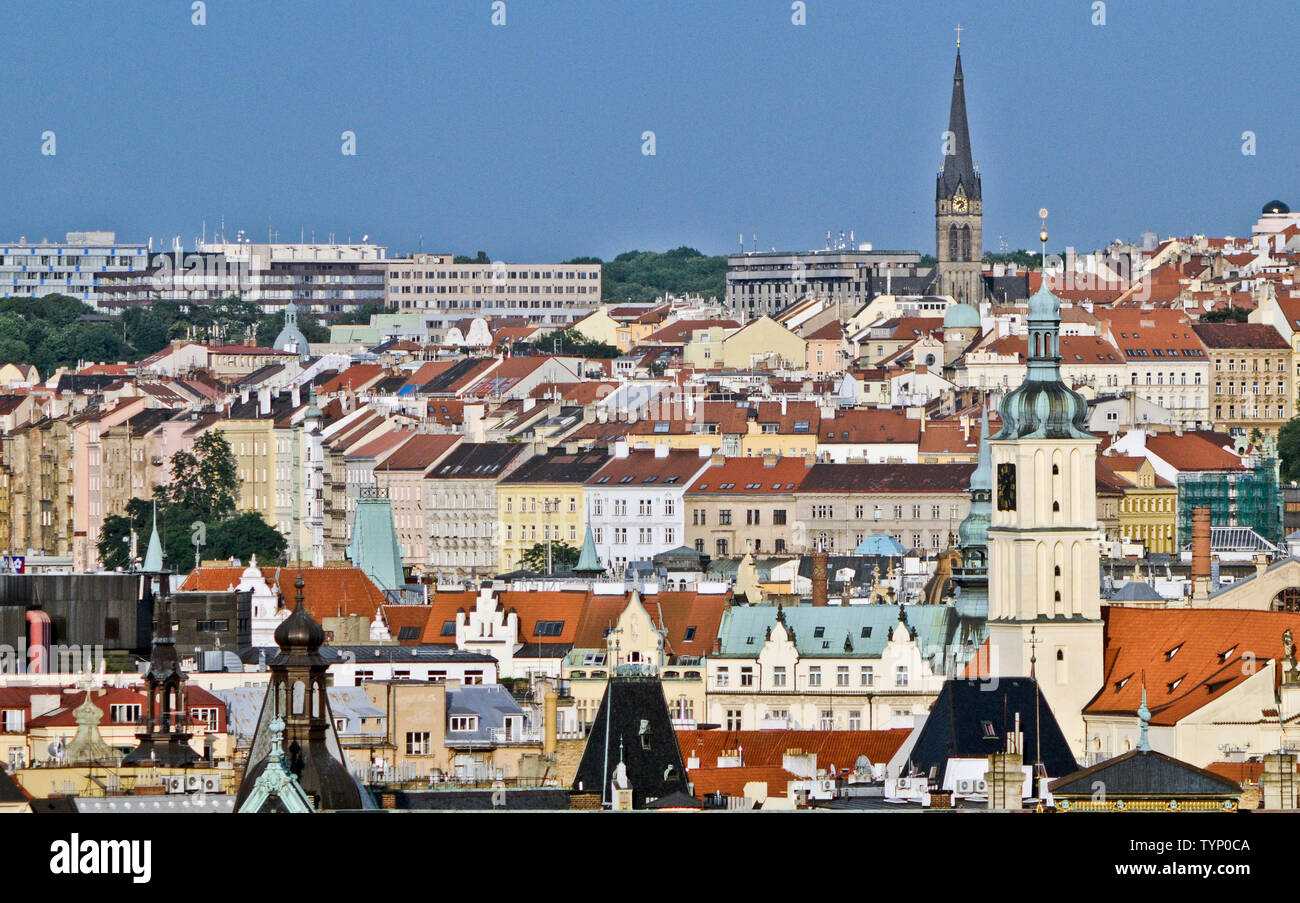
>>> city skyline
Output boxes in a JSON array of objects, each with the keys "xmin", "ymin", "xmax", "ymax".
[{"xmin": 3, "ymin": 0, "xmax": 1295, "ymax": 261}]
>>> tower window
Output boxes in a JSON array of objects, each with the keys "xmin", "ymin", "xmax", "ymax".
[
  {"xmin": 1051, "ymin": 464, "xmax": 1059, "ymax": 475},
  {"xmin": 1052, "ymin": 501, "xmax": 1060, "ymax": 512}
]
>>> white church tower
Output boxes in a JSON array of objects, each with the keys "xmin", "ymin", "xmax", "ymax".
[{"xmin": 987, "ymin": 278, "xmax": 1104, "ymax": 760}]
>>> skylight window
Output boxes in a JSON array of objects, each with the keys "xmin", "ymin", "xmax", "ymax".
[
  {"xmin": 533, "ymin": 620, "xmax": 565, "ymax": 637},
  {"xmin": 1165, "ymin": 643, "xmax": 1182, "ymax": 661}
]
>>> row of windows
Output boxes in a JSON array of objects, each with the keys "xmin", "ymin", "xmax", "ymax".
[{"xmin": 715, "ymin": 664, "xmax": 907, "ymax": 688}]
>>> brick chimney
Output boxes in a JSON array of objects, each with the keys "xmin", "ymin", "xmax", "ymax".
[
  {"xmin": 1191, "ymin": 506, "xmax": 1212, "ymax": 603},
  {"xmin": 811, "ymin": 546, "xmax": 829, "ymax": 607}
]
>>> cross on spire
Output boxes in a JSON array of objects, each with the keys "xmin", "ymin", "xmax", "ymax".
[{"xmin": 954, "ymin": 24, "xmax": 963, "ymax": 48}]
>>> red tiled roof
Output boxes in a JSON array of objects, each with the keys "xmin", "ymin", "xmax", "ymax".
[
  {"xmin": 319, "ymin": 364, "xmax": 385, "ymax": 395},
  {"xmin": 1141, "ymin": 432, "xmax": 1244, "ymax": 472},
  {"xmin": 179, "ymin": 566, "xmax": 388, "ymax": 618},
  {"xmin": 688, "ymin": 766, "xmax": 798, "ymax": 799},
  {"xmin": 677, "ymin": 729, "xmax": 911, "ymax": 772},
  {"xmin": 687, "ymin": 456, "xmax": 813, "ymax": 494},
  {"xmin": 640, "ymin": 319, "xmax": 739, "ymax": 346},
  {"xmin": 381, "ymin": 605, "xmax": 433, "ymax": 645},
  {"xmin": 1191, "ymin": 322, "xmax": 1289, "ymax": 350},
  {"xmin": 1084, "ymin": 607, "xmax": 1300, "ymax": 725},
  {"xmin": 378, "ymin": 433, "xmax": 460, "ymax": 471},
  {"xmin": 819, "ymin": 408, "xmax": 921, "ymax": 445}
]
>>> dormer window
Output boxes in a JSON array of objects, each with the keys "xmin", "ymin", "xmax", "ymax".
[
  {"xmin": 1218, "ymin": 645, "xmax": 1237, "ymax": 663},
  {"xmin": 1165, "ymin": 643, "xmax": 1182, "ymax": 661}
]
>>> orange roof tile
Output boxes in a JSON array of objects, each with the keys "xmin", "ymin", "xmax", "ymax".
[
  {"xmin": 1085, "ymin": 607, "xmax": 1300, "ymax": 725},
  {"xmin": 179, "ymin": 566, "xmax": 388, "ymax": 618}
]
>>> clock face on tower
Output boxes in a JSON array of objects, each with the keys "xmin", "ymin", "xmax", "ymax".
[
  {"xmin": 953, "ymin": 195, "xmax": 968, "ymax": 213},
  {"xmin": 996, "ymin": 463, "xmax": 1017, "ymax": 512}
]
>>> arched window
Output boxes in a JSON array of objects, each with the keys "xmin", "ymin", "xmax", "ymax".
[
  {"xmin": 960, "ymin": 224, "xmax": 972, "ymax": 262},
  {"xmin": 948, "ymin": 225, "xmax": 959, "ymax": 261},
  {"xmin": 292, "ymin": 680, "xmax": 306, "ymax": 715},
  {"xmin": 1056, "ymin": 649, "xmax": 1064, "ymax": 661},
  {"xmin": 1054, "ymin": 565, "xmax": 1061, "ymax": 577},
  {"xmin": 1052, "ymin": 501, "xmax": 1060, "ymax": 512},
  {"xmin": 1272, "ymin": 588, "xmax": 1300, "ymax": 612}
]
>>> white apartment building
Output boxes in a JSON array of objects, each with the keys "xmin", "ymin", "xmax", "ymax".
[
  {"xmin": 384, "ymin": 253, "xmax": 601, "ymax": 327},
  {"xmin": 584, "ymin": 445, "xmax": 711, "ymax": 577},
  {"xmin": 0, "ymin": 231, "xmax": 149, "ymax": 307}
]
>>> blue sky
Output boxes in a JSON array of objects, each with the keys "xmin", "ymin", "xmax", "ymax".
[{"xmin": 4, "ymin": 0, "xmax": 1296, "ymax": 260}]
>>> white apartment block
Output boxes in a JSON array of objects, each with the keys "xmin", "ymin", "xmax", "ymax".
[
  {"xmin": 0, "ymin": 231, "xmax": 149, "ymax": 307},
  {"xmin": 584, "ymin": 446, "xmax": 711, "ymax": 577},
  {"xmin": 384, "ymin": 253, "xmax": 601, "ymax": 327}
]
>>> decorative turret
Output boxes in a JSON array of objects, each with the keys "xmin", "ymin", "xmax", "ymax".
[
  {"xmin": 573, "ymin": 523, "xmax": 606, "ymax": 577},
  {"xmin": 235, "ymin": 572, "xmax": 364, "ymax": 811},
  {"xmin": 122, "ymin": 529, "xmax": 199, "ymax": 767},
  {"xmin": 992, "ymin": 284, "xmax": 1092, "ymax": 441},
  {"xmin": 957, "ymin": 400, "xmax": 993, "ymax": 554}
]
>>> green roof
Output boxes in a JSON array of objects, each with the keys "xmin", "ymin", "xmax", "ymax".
[
  {"xmin": 715, "ymin": 603, "xmax": 956, "ymax": 665},
  {"xmin": 347, "ymin": 497, "xmax": 405, "ymax": 591}
]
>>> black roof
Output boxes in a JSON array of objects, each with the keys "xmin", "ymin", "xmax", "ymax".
[
  {"xmin": 0, "ymin": 765, "xmax": 29, "ymax": 805},
  {"xmin": 1050, "ymin": 748, "xmax": 1243, "ymax": 798},
  {"xmin": 499, "ymin": 447, "xmax": 610, "ymax": 485},
  {"xmin": 572, "ymin": 674, "xmax": 691, "ymax": 809},
  {"xmin": 427, "ymin": 442, "xmax": 526, "ymax": 479},
  {"xmin": 907, "ymin": 677, "xmax": 1078, "ymax": 780}
]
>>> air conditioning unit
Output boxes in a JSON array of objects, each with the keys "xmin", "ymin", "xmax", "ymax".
[
  {"xmin": 185, "ymin": 774, "xmax": 204, "ymax": 792},
  {"xmin": 199, "ymin": 775, "xmax": 221, "ymax": 793},
  {"xmin": 162, "ymin": 775, "xmax": 186, "ymax": 794},
  {"xmin": 955, "ymin": 777, "xmax": 988, "ymax": 795}
]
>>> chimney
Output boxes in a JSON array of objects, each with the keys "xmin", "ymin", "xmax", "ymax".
[
  {"xmin": 544, "ymin": 685, "xmax": 558, "ymax": 758},
  {"xmin": 1191, "ymin": 506, "xmax": 1212, "ymax": 602},
  {"xmin": 653, "ymin": 444, "xmax": 669, "ymax": 458},
  {"xmin": 762, "ymin": 453, "xmax": 778, "ymax": 468},
  {"xmin": 811, "ymin": 546, "xmax": 829, "ymax": 607},
  {"xmin": 258, "ymin": 385, "xmax": 271, "ymax": 415},
  {"xmin": 614, "ymin": 440, "xmax": 629, "ymax": 459},
  {"xmin": 291, "ymin": 383, "xmax": 301, "ymax": 407}
]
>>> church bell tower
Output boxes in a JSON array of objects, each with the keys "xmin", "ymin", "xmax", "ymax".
[
  {"xmin": 986, "ymin": 273, "xmax": 1104, "ymax": 760},
  {"xmin": 935, "ymin": 32, "xmax": 984, "ymax": 305}
]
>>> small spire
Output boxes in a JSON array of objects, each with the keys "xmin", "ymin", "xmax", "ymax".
[
  {"xmin": 143, "ymin": 499, "xmax": 164, "ymax": 573},
  {"xmin": 1137, "ymin": 680, "xmax": 1151, "ymax": 752},
  {"xmin": 295, "ymin": 571, "xmax": 306, "ymax": 612}
]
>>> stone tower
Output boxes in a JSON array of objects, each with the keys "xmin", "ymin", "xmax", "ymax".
[
  {"xmin": 934, "ymin": 42, "xmax": 984, "ymax": 305},
  {"xmin": 986, "ymin": 284, "xmax": 1104, "ymax": 760}
]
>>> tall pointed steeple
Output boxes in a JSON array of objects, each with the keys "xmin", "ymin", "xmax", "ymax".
[
  {"xmin": 941, "ymin": 48, "xmax": 977, "ymax": 202},
  {"xmin": 143, "ymin": 500, "xmax": 164, "ymax": 573},
  {"xmin": 934, "ymin": 36, "xmax": 984, "ymax": 305},
  {"xmin": 938, "ymin": 46, "xmax": 980, "ymax": 204}
]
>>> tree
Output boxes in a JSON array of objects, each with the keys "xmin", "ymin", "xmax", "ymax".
[
  {"xmin": 1279, "ymin": 416, "xmax": 1300, "ymax": 482},
  {"xmin": 206, "ymin": 511, "xmax": 288, "ymax": 564},
  {"xmin": 1200, "ymin": 306, "xmax": 1249, "ymax": 323},
  {"xmin": 519, "ymin": 540, "xmax": 579, "ymax": 573},
  {"xmin": 162, "ymin": 430, "xmax": 237, "ymax": 520},
  {"xmin": 96, "ymin": 498, "xmax": 155, "ymax": 570},
  {"xmin": 526, "ymin": 327, "xmax": 620, "ymax": 359},
  {"xmin": 454, "ymin": 251, "xmax": 491, "ymax": 264}
]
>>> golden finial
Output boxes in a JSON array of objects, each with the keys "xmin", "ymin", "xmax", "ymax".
[{"xmin": 954, "ymin": 24, "xmax": 963, "ymax": 48}]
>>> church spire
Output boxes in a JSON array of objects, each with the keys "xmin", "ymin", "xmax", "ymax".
[{"xmin": 938, "ymin": 41, "xmax": 980, "ymax": 203}]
